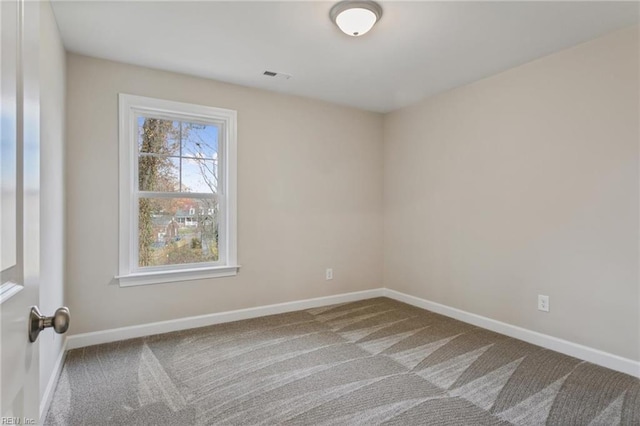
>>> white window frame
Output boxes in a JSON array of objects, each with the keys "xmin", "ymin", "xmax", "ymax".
[{"xmin": 117, "ymin": 94, "xmax": 238, "ymax": 286}]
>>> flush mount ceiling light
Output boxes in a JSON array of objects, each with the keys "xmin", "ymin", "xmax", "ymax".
[{"xmin": 330, "ymin": 0, "xmax": 383, "ymax": 37}]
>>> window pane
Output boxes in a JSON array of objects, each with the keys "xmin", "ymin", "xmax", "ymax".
[
  {"xmin": 138, "ymin": 197, "xmax": 219, "ymax": 267},
  {"xmin": 137, "ymin": 118, "xmax": 220, "ymax": 194},
  {"xmin": 181, "ymin": 158, "xmax": 216, "ymax": 193},
  {"xmin": 138, "ymin": 156, "xmax": 180, "ymax": 192},
  {"xmin": 138, "ymin": 117, "xmax": 179, "ymax": 156},
  {"xmin": 182, "ymin": 123, "xmax": 218, "ymax": 159}
]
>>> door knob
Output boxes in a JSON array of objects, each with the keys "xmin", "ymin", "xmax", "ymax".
[{"xmin": 28, "ymin": 306, "xmax": 70, "ymax": 342}]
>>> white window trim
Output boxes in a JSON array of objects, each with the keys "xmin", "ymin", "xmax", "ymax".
[{"xmin": 117, "ymin": 94, "xmax": 238, "ymax": 287}]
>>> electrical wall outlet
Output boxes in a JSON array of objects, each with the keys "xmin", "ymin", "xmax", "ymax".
[
  {"xmin": 325, "ymin": 268, "xmax": 333, "ymax": 280},
  {"xmin": 538, "ymin": 294, "xmax": 550, "ymax": 312}
]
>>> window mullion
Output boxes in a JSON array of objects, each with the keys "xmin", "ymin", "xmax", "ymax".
[
  {"xmin": 179, "ymin": 121, "xmax": 183, "ymax": 192},
  {"xmin": 137, "ymin": 191, "xmax": 216, "ymax": 199}
]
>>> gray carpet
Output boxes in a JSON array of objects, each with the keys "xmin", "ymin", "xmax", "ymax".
[{"xmin": 45, "ymin": 297, "xmax": 640, "ymax": 425}]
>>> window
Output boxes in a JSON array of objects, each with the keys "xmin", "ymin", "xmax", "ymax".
[{"xmin": 117, "ymin": 94, "xmax": 238, "ymax": 286}]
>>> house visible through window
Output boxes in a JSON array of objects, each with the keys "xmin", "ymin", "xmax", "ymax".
[{"xmin": 118, "ymin": 94, "xmax": 238, "ymax": 286}]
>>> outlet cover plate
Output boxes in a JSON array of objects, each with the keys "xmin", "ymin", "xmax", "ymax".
[{"xmin": 538, "ymin": 294, "xmax": 550, "ymax": 312}]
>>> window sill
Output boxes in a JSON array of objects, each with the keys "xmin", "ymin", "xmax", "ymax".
[{"xmin": 116, "ymin": 265, "xmax": 240, "ymax": 287}]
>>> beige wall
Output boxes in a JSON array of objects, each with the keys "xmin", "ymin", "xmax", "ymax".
[
  {"xmin": 39, "ymin": 0, "xmax": 66, "ymax": 405},
  {"xmin": 65, "ymin": 54, "xmax": 384, "ymax": 334},
  {"xmin": 66, "ymin": 26, "xmax": 638, "ymax": 362},
  {"xmin": 383, "ymin": 27, "xmax": 639, "ymax": 361}
]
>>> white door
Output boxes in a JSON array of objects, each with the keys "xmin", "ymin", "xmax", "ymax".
[{"xmin": 1, "ymin": 0, "xmax": 41, "ymax": 422}]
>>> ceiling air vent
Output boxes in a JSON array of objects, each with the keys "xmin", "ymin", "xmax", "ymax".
[{"xmin": 262, "ymin": 70, "xmax": 292, "ymax": 80}]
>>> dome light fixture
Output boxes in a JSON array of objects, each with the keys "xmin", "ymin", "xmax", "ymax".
[{"xmin": 330, "ymin": 0, "xmax": 383, "ymax": 37}]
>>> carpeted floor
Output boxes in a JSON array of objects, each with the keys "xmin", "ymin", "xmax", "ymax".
[{"xmin": 45, "ymin": 297, "xmax": 639, "ymax": 425}]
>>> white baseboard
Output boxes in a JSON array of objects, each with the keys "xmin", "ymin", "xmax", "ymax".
[
  {"xmin": 39, "ymin": 337, "xmax": 67, "ymax": 422},
  {"xmin": 66, "ymin": 289, "xmax": 385, "ymax": 350},
  {"xmin": 383, "ymin": 289, "xmax": 640, "ymax": 378},
  {"xmin": 63, "ymin": 287, "xmax": 639, "ymax": 378}
]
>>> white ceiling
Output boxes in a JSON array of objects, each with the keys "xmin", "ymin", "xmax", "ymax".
[{"xmin": 51, "ymin": 1, "xmax": 638, "ymax": 113}]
